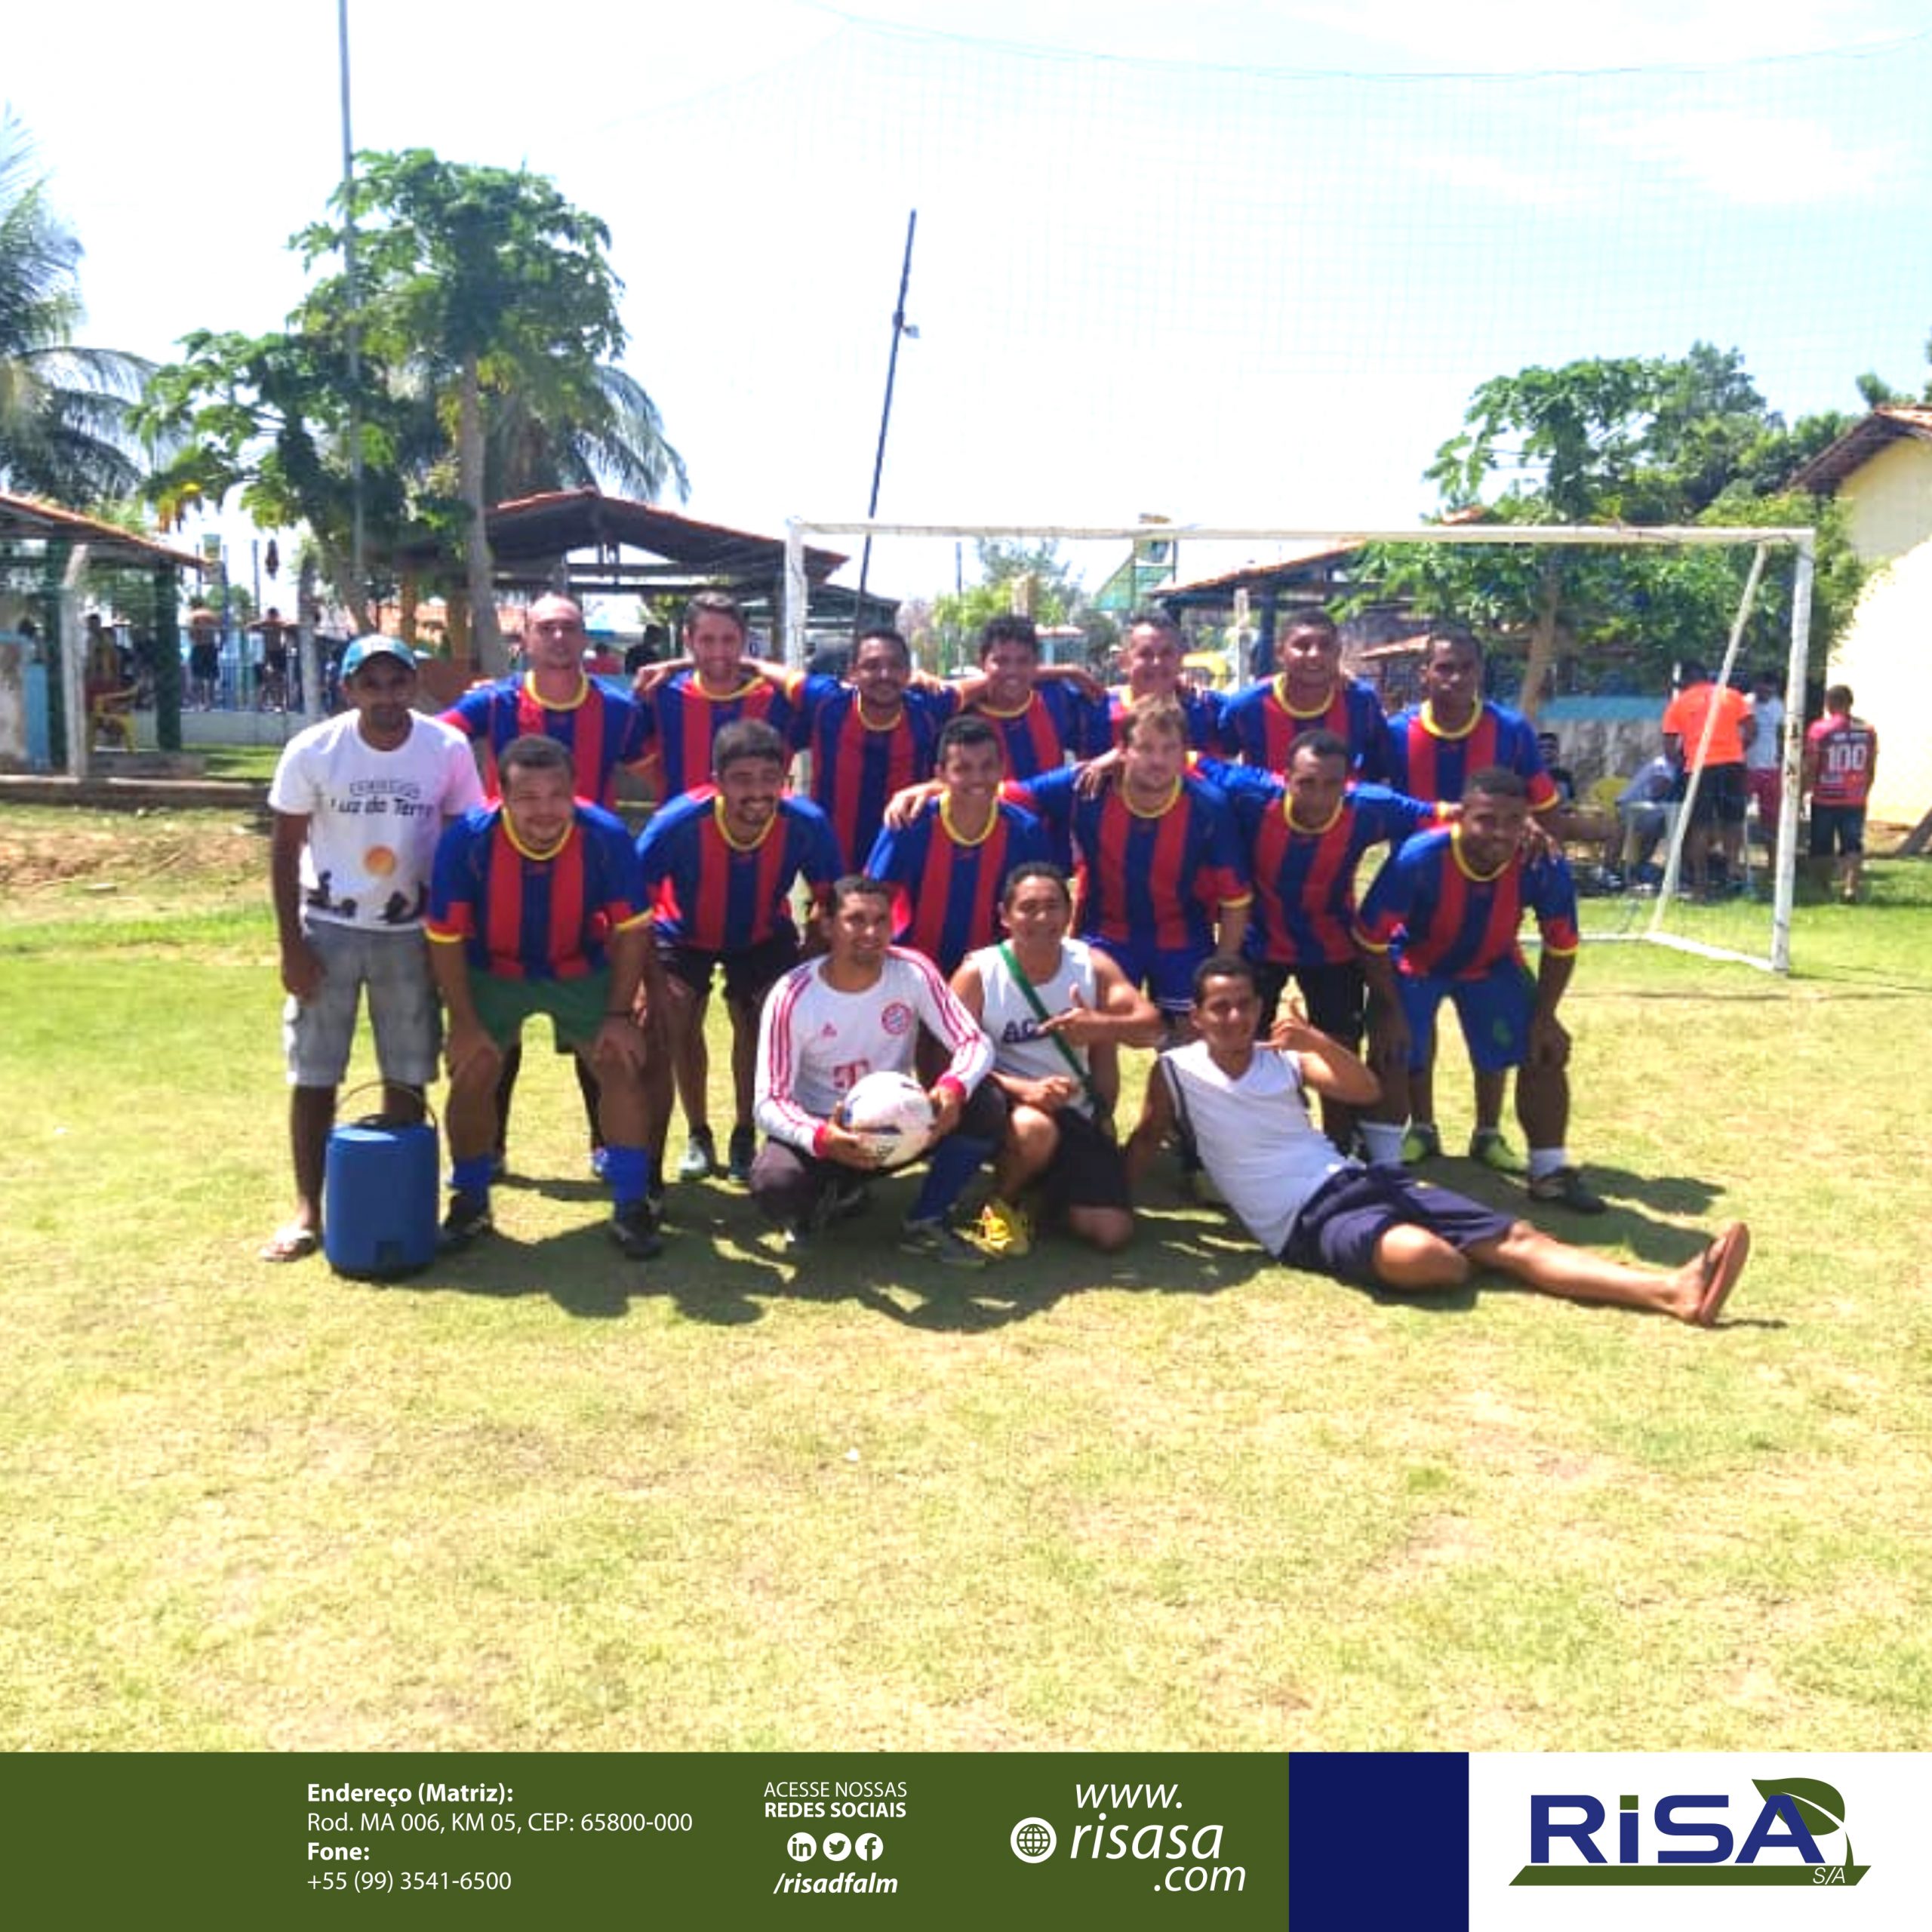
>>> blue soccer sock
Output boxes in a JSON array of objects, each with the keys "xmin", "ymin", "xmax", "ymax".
[
  {"xmin": 601, "ymin": 1144, "xmax": 650, "ymax": 1210},
  {"xmin": 450, "ymin": 1155, "xmax": 494, "ymax": 1203},
  {"xmin": 909, "ymin": 1134, "xmax": 993, "ymax": 1224}
]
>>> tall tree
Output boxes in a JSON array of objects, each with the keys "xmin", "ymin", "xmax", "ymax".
[
  {"xmin": 1365, "ymin": 345, "xmax": 1862, "ymax": 709},
  {"xmin": 143, "ymin": 149, "xmax": 684, "ymax": 666},
  {"xmin": 0, "ymin": 109, "xmax": 149, "ymax": 506},
  {"xmin": 299, "ymin": 152, "xmax": 681, "ymax": 672}
]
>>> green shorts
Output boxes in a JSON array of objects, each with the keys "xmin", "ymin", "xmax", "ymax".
[{"xmin": 470, "ymin": 967, "xmax": 614, "ymax": 1055}]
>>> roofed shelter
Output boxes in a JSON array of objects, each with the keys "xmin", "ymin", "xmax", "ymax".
[
  {"xmin": 401, "ymin": 489, "xmax": 900, "ymax": 664},
  {"xmin": 1155, "ymin": 540, "xmax": 1366, "ymax": 675},
  {"xmin": 0, "ymin": 493, "xmax": 205, "ymax": 777}
]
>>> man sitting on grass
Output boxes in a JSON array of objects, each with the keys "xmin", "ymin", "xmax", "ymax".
[
  {"xmin": 951, "ymin": 861, "xmax": 1164, "ymax": 1257},
  {"xmin": 1125, "ymin": 954, "xmax": 1749, "ymax": 1326}
]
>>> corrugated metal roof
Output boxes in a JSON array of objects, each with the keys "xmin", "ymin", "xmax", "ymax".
[
  {"xmin": 1158, "ymin": 538, "xmax": 1364, "ymax": 601},
  {"xmin": 1789, "ymin": 405, "xmax": 1932, "ymax": 494}
]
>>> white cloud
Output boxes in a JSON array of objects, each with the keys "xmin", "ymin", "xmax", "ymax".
[
  {"xmin": 1602, "ymin": 106, "xmax": 1908, "ymax": 205},
  {"xmin": 1234, "ymin": 1, "xmax": 1920, "ymax": 74}
]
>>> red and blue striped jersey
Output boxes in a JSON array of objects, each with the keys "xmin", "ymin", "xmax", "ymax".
[
  {"xmin": 440, "ymin": 672, "xmax": 653, "ymax": 808},
  {"xmin": 641, "ymin": 669, "xmax": 803, "ymax": 801},
  {"xmin": 1355, "ymin": 827, "xmax": 1579, "ymax": 980},
  {"xmin": 426, "ymin": 801, "xmax": 648, "ymax": 980},
  {"xmin": 1106, "ymin": 685, "xmax": 1225, "ymax": 750},
  {"xmin": 863, "ymin": 797, "xmax": 1050, "ymax": 975},
  {"xmin": 1020, "ymin": 767, "xmax": 1251, "ymax": 952},
  {"xmin": 1383, "ymin": 700, "xmax": 1558, "ymax": 814},
  {"xmin": 1199, "ymin": 760, "xmax": 1434, "ymax": 966},
  {"xmin": 1217, "ymin": 675, "xmax": 1392, "ymax": 780},
  {"xmin": 968, "ymin": 684, "xmax": 1111, "ymax": 779},
  {"xmin": 792, "ymin": 677, "xmax": 958, "ymax": 868},
  {"xmin": 637, "ymin": 792, "xmax": 841, "ymax": 952}
]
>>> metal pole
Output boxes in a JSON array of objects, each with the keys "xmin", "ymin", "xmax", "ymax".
[
  {"xmin": 783, "ymin": 521, "xmax": 810, "ymax": 672},
  {"xmin": 854, "ymin": 210, "xmax": 917, "ymax": 641},
  {"xmin": 338, "ymin": 0, "xmax": 366, "ymax": 623},
  {"xmin": 61, "ymin": 544, "xmax": 91, "ymax": 779},
  {"xmin": 1771, "ymin": 534, "xmax": 1816, "ymax": 975}
]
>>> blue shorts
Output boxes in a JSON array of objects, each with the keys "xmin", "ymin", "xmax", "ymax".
[
  {"xmin": 1398, "ymin": 958, "xmax": 1535, "ymax": 1074},
  {"xmin": 1088, "ymin": 934, "xmax": 1206, "ymax": 1014},
  {"xmin": 1808, "ymin": 804, "xmax": 1866, "ymax": 857},
  {"xmin": 1281, "ymin": 1166, "xmax": 1518, "ymax": 1287}
]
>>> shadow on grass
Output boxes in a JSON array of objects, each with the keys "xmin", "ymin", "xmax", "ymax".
[
  {"xmin": 1432, "ymin": 1155, "xmax": 1724, "ymax": 1226},
  {"xmin": 377, "ymin": 1223, "xmax": 691, "ymax": 1321}
]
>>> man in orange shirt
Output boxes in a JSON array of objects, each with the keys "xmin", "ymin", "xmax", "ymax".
[{"xmin": 1662, "ymin": 660, "xmax": 1751, "ymax": 897}]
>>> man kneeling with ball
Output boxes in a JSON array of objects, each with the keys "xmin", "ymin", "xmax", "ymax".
[{"xmin": 751, "ymin": 875, "xmax": 1002, "ymax": 1266}]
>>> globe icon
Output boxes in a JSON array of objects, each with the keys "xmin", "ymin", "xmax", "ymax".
[{"xmin": 1014, "ymin": 1820, "xmax": 1052, "ymax": 1858}]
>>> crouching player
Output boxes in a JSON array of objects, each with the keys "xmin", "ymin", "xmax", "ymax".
[
  {"xmin": 1126, "ymin": 955, "xmax": 1749, "ymax": 1324},
  {"xmin": 951, "ymin": 862, "xmax": 1164, "ymax": 1256},
  {"xmin": 426, "ymin": 734, "xmax": 670, "ymax": 1263},
  {"xmin": 751, "ymin": 875, "xmax": 1002, "ymax": 1266}
]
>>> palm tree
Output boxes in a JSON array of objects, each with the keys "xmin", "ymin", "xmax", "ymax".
[
  {"xmin": 490, "ymin": 362, "xmax": 688, "ymax": 506},
  {"xmin": 0, "ymin": 109, "xmax": 149, "ymax": 506}
]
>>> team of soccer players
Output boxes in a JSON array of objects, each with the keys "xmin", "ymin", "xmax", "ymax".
[{"xmin": 266, "ymin": 594, "xmax": 1752, "ymax": 1324}]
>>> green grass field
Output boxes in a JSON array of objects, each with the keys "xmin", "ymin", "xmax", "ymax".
[{"xmin": 2, "ymin": 802, "xmax": 1927, "ymax": 1752}]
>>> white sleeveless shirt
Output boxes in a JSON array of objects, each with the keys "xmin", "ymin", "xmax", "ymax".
[
  {"xmin": 1158, "ymin": 1038, "xmax": 1350, "ymax": 1257},
  {"xmin": 967, "ymin": 938, "xmax": 1100, "ymax": 1117}
]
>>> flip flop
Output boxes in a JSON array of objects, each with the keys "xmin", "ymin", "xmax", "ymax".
[
  {"xmin": 1694, "ymin": 1221, "xmax": 1750, "ymax": 1327},
  {"xmin": 259, "ymin": 1223, "xmax": 320, "ymax": 1263}
]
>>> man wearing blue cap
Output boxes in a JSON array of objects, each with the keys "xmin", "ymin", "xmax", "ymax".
[{"xmin": 261, "ymin": 636, "xmax": 483, "ymax": 1262}]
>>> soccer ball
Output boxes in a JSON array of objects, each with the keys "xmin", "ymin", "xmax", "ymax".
[{"xmin": 834, "ymin": 1070, "xmax": 936, "ymax": 1169}]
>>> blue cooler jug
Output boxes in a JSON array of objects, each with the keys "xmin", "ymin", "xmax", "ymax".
[{"xmin": 323, "ymin": 1093, "xmax": 439, "ymax": 1278}]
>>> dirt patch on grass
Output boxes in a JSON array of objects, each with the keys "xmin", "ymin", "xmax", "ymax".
[{"xmin": 0, "ymin": 811, "xmax": 264, "ymax": 896}]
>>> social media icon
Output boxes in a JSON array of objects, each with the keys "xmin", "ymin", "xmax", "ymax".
[
  {"xmin": 822, "ymin": 1832, "xmax": 852, "ymax": 1862},
  {"xmin": 788, "ymin": 1832, "xmax": 817, "ymax": 1862},
  {"xmin": 854, "ymin": 1832, "xmax": 884, "ymax": 1862}
]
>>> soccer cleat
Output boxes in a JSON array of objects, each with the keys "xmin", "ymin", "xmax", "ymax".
[
  {"xmin": 1469, "ymin": 1128, "xmax": 1526, "ymax": 1175},
  {"xmin": 897, "ymin": 1217, "xmax": 988, "ymax": 1269},
  {"xmin": 726, "ymin": 1124, "xmax": 757, "ymax": 1184},
  {"xmin": 438, "ymin": 1191, "xmax": 494, "ymax": 1253},
  {"xmin": 974, "ymin": 1197, "xmax": 1033, "ymax": 1259},
  {"xmin": 1401, "ymin": 1122, "xmax": 1443, "ymax": 1165},
  {"xmin": 677, "ymin": 1127, "xmax": 717, "ymax": 1181},
  {"xmin": 1526, "ymin": 1166, "xmax": 1607, "ymax": 1215},
  {"xmin": 608, "ymin": 1199, "xmax": 664, "ymax": 1261}
]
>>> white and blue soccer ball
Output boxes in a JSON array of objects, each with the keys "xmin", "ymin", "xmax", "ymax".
[{"xmin": 833, "ymin": 1071, "xmax": 936, "ymax": 1168}]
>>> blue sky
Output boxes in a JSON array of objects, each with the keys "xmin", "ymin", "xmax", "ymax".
[{"xmin": 8, "ymin": 1, "xmax": 1930, "ymax": 604}]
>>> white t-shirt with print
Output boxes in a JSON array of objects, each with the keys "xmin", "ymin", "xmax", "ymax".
[{"xmin": 269, "ymin": 711, "xmax": 482, "ymax": 930}]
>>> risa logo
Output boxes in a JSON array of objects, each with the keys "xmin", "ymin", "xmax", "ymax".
[{"xmin": 1512, "ymin": 1777, "xmax": 1868, "ymax": 1887}]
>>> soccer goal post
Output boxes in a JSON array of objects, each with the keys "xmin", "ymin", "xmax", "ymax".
[{"xmin": 783, "ymin": 519, "xmax": 1817, "ymax": 975}]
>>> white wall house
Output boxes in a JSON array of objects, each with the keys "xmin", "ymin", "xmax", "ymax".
[{"xmin": 1794, "ymin": 405, "xmax": 1932, "ymax": 827}]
